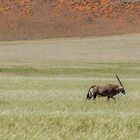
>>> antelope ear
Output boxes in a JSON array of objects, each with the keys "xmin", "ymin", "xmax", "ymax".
[
  {"xmin": 117, "ymin": 87, "xmax": 123, "ymax": 91},
  {"xmin": 116, "ymin": 86, "xmax": 121, "ymax": 90}
]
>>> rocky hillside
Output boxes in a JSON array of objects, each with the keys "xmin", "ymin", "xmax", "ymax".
[{"xmin": 0, "ymin": 0, "xmax": 140, "ymax": 40}]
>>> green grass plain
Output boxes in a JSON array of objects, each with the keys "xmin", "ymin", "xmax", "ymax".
[{"xmin": 0, "ymin": 34, "xmax": 140, "ymax": 140}]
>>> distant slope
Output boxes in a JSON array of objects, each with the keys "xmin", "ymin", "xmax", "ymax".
[{"xmin": 0, "ymin": 0, "xmax": 140, "ymax": 41}]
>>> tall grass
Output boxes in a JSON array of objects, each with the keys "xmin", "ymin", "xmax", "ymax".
[{"xmin": 0, "ymin": 76, "xmax": 139, "ymax": 140}]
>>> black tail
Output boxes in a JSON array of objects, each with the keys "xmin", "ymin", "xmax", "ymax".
[{"xmin": 85, "ymin": 85, "xmax": 95, "ymax": 101}]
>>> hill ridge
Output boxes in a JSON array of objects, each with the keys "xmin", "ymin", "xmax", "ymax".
[{"xmin": 0, "ymin": 0, "xmax": 140, "ymax": 40}]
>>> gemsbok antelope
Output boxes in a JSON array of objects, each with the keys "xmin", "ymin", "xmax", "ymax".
[{"xmin": 86, "ymin": 75, "xmax": 126, "ymax": 102}]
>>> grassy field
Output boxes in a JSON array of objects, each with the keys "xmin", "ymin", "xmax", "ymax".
[{"xmin": 0, "ymin": 34, "xmax": 140, "ymax": 140}]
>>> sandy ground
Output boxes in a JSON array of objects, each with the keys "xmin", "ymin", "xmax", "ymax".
[{"xmin": 0, "ymin": 34, "xmax": 140, "ymax": 67}]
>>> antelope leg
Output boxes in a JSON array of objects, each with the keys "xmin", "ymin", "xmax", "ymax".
[
  {"xmin": 107, "ymin": 96, "xmax": 110, "ymax": 101},
  {"xmin": 93, "ymin": 94, "xmax": 96, "ymax": 100},
  {"xmin": 111, "ymin": 97, "xmax": 116, "ymax": 102}
]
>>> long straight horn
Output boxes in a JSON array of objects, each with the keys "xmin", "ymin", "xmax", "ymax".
[{"xmin": 116, "ymin": 74, "xmax": 124, "ymax": 88}]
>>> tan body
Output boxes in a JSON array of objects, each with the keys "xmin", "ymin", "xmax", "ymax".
[{"xmin": 87, "ymin": 84, "xmax": 125, "ymax": 102}]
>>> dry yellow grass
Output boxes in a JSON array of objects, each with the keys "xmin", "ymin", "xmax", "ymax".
[{"xmin": 0, "ymin": 34, "xmax": 140, "ymax": 67}]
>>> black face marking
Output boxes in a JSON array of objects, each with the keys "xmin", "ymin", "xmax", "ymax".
[{"xmin": 122, "ymin": 89, "xmax": 126, "ymax": 94}]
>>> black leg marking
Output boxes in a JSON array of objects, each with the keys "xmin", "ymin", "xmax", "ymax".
[
  {"xmin": 93, "ymin": 94, "xmax": 96, "ymax": 100},
  {"xmin": 107, "ymin": 96, "xmax": 110, "ymax": 101}
]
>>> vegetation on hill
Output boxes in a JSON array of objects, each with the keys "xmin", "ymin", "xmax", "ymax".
[{"xmin": 0, "ymin": 0, "xmax": 140, "ymax": 40}]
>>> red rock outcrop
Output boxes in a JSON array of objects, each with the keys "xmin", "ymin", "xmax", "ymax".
[{"xmin": 0, "ymin": 0, "xmax": 140, "ymax": 40}]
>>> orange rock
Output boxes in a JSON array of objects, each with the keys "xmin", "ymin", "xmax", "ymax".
[
  {"xmin": 99, "ymin": 0, "xmax": 109, "ymax": 5},
  {"xmin": 108, "ymin": 6, "xmax": 113, "ymax": 13}
]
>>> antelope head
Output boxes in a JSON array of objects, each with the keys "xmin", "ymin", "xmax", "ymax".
[{"xmin": 116, "ymin": 75, "xmax": 126, "ymax": 94}]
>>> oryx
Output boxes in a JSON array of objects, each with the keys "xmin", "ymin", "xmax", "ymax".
[{"xmin": 86, "ymin": 75, "xmax": 126, "ymax": 102}]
